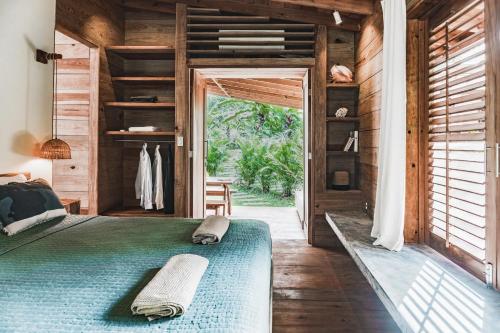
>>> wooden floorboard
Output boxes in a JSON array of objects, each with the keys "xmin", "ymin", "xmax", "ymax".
[{"xmin": 272, "ymin": 240, "xmax": 400, "ymax": 332}]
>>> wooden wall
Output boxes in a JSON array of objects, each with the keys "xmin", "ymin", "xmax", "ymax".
[
  {"xmin": 56, "ymin": 0, "xmax": 125, "ymax": 213},
  {"xmin": 52, "ymin": 32, "xmax": 91, "ymax": 211},
  {"xmin": 356, "ymin": 7, "xmax": 383, "ymax": 217}
]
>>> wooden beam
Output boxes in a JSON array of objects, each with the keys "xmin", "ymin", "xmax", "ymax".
[
  {"xmin": 212, "ymin": 78, "xmax": 230, "ymax": 97},
  {"xmin": 271, "ymin": 0, "xmax": 373, "ymax": 15},
  {"xmin": 188, "ymin": 57, "xmax": 315, "ymax": 68},
  {"xmin": 123, "ymin": 0, "xmax": 176, "ymax": 14},
  {"xmin": 312, "ymin": 25, "xmax": 327, "ymax": 246},
  {"xmin": 159, "ymin": 0, "xmax": 361, "ymax": 31},
  {"xmin": 175, "ymin": 3, "xmax": 189, "ymax": 217}
]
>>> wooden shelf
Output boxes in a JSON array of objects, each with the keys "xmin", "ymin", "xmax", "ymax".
[
  {"xmin": 326, "ymin": 151, "xmax": 359, "ymax": 156},
  {"xmin": 325, "ymin": 189, "xmax": 362, "ymax": 194},
  {"xmin": 112, "ymin": 76, "xmax": 175, "ymax": 84},
  {"xmin": 102, "ymin": 207, "xmax": 175, "ymax": 217},
  {"xmin": 104, "ymin": 102, "xmax": 175, "ymax": 110},
  {"xmin": 326, "ymin": 116, "xmax": 360, "ymax": 122},
  {"xmin": 107, "ymin": 46, "xmax": 175, "ymax": 60},
  {"xmin": 327, "ymin": 82, "xmax": 359, "ymax": 89},
  {"xmin": 105, "ymin": 131, "xmax": 175, "ymax": 136}
]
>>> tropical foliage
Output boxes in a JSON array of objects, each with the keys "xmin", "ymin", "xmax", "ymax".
[{"xmin": 206, "ymin": 95, "xmax": 303, "ymax": 198}]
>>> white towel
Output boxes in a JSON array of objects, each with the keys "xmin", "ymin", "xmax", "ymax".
[
  {"xmin": 152, "ymin": 145, "xmax": 164, "ymax": 210},
  {"xmin": 131, "ymin": 254, "xmax": 209, "ymax": 320},
  {"xmin": 192, "ymin": 215, "xmax": 230, "ymax": 244},
  {"xmin": 129, "ymin": 126, "xmax": 158, "ymax": 132},
  {"xmin": 135, "ymin": 143, "xmax": 153, "ymax": 210}
]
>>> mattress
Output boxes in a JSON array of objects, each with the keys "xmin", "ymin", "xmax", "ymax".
[{"xmin": 0, "ymin": 215, "xmax": 272, "ymax": 333}]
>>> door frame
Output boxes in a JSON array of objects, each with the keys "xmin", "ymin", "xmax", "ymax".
[{"xmin": 190, "ymin": 67, "xmax": 312, "ymax": 238}]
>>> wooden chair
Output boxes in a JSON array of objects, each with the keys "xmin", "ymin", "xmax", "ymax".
[{"xmin": 206, "ymin": 184, "xmax": 230, "ymax": 216}]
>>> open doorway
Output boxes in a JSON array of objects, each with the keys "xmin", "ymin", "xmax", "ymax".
[{"xmin": 192, "ymin": 68, "xmax": 309, "ymax": 241}]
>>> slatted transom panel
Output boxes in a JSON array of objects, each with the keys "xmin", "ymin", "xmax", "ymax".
[
  {"xmin": 187, "ymin": 7, "xmax": 315, "ymax": 58},
  {"xmin": 428, "ymin": 0, "xmax": 486, "ymax": 261}
]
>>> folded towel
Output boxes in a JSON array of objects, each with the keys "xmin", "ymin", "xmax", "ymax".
[
  {"xmin": 131, "ymin": 254, "xmax": 209, "ymax": 320},
  {"xmin": 129, "ymin": 126, "xmax": 159, "ymax": 132},
  {"xmin": 192, "ymin": 215, "xmax": 230, "ymax": 244}
]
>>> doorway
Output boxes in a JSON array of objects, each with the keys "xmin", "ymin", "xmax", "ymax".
[{"xmin": 191, "ymin": 68, "xmax": 310, "ymax": 241}]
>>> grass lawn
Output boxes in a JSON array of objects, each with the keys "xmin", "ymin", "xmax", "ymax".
[{"xmin": 232, "ymin": 184, "xmax": 295, "ymax": 207}]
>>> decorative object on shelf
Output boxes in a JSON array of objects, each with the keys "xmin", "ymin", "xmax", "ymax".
[
  {"xmin": 342, "ymin": 131, "xmax": 359, "ymax": 152},
  {"xmin": 40, "ymin": 30, "xmax": 71, "ymax": 160},
  {"xmin": 130, "ymin": 96, "xmax": 158, "ymax": 103},
  {"xmin": 343, "ymin": 136, "xmax": 354, "ymax": 152},
  {"xmin": 335, "ymin": 107, "xmax": 349, "ymax": 118},
  {"xmin": 332, "ymin": 171, "xmax": 350, "ymax": 191},
  {"xmin": 330, "ymin": 65, "xmax": 353, "ymax": 83}
]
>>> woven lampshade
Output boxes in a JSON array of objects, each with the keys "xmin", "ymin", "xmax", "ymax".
[{"xmin": 40, "ymin": 138, "xmax": 71, "ymax": 160}]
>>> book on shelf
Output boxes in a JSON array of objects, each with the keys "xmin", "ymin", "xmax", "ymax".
[
  {"xmin": 343, "ymin": 137, "xmax": 354, "ymax": 151},
  {"xmin": 353, "ymin": 131, "xmax": 359, "ymax": 152}
]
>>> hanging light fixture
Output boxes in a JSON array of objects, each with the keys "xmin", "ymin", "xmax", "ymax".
[{"xmin": 39, "ymin": 31, "xmax": 71, "ymax": 160}]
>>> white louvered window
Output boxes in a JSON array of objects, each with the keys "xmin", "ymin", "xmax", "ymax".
[{"xmin": 428, "ymin": 0, "xmax": 486, "ymax": 265}]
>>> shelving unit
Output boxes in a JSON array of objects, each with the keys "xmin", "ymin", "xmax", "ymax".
[
  {"xmin": 103, "ymin": 32, "xmax": 177, "ymax": 215},
  {"xmin": 326, "ymin": 83, "xmax": 360, "ymax": 191}
]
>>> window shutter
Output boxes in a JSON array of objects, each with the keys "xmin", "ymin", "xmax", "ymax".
[{"xmin": 428, "ymin": 0, "xmax": 486, "ymax": 263}]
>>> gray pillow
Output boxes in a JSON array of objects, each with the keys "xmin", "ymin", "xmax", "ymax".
[{"xmin": 0, "ymin": 179, "xmax": 67, "ymax": 236}]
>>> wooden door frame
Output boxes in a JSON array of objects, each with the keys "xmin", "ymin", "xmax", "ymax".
[
  {"xmin": 53, "ymin": 25, "xmax": 99, "ymax": 215},
  {"xmin": 188, "ymin": 65, "xmax": 313, "ymax": 241}
]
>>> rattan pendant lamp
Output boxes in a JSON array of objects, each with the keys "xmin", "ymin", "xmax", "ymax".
[{"xmin": 40, "ymin": 30, "xmax": 71, "ymax": 160}]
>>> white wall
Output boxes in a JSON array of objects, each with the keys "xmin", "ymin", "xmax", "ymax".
[{"xmin": 0, "ymin": 0, "xmax": 56, "ymax": 183}]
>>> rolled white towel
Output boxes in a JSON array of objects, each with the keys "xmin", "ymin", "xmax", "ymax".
[
  {"xmin": 131, "ymin": 254, "xmax": 209, "ymax": 320},
  {"xmin": 192, "ymin": 215, "xmax": 230, "ymax": 244}
]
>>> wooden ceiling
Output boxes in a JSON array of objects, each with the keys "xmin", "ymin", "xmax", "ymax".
[
  {"xmin": 123, "ymin": 0, "xmax": 374, "ymax": 30},
  {"xmin": 206, "ymin": 78, "xmax": 303, "ymax": 109}
]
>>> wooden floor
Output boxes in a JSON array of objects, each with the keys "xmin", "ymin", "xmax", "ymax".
[
  {"xmin": 229, "ymin": 206, "xmax": 399, "ymax": 332},
  {"xmin": 272, "ymin": 240, "xmax": 400, "ymax": 332}
]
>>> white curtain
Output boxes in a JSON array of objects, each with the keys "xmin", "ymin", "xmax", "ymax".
[{"xmin": 371, "ymin": 0, "xmax": 407, "ymax": 251}]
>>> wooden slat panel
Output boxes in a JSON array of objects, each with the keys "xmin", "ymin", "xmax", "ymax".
[{"xmin": 427, "ymin": 0, "xmax": 487, "ymax": 262}]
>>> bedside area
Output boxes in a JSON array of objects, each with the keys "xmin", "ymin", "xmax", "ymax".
[{"xmin": 60, "ymin": 199, "xmax": 81, "ymax": 215}]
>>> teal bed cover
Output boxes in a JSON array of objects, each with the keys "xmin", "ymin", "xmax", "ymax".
[{"xmin": 0, "ymin": 216, "xmax": 272, "ymax": 332}]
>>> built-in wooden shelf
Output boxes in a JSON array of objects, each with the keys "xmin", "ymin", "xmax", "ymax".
[
  {"xmin": 326, "ymin": 189, "xmax": 362, "ymax": 194},
  {"xmin": 107, "ymin": 46, "xmax": 175, "ymax": 60},
  {"xmin": 111, "ymin": 76, "xmax": 175, "ymax": 84},
  {"xmin": 327, "ymin": 82, "xmax": 359, "ymax": 89},
  {"xmin": 104, "ymin": 102, "xmax": 175, "ymax": 110},
  {"xmin": 326, "ymin": 116, "xmax": 360, "ymax": 122},
  {"xmin": 326, "ymin": 151, "xmax": 359, "ymax": 156},
  {"xmin": 105, "ymin": 131, "xmax": 175, "ymax": 136},
  {"xmin": 102, "ymin": 207, "xmax": 175, "ymax": 217}
]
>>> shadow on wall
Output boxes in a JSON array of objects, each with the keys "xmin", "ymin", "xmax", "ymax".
[{"xmin": 11, "ymin": 131, "xmax": 42, "ymax": 158}]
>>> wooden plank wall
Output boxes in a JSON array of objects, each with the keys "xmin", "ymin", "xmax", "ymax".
[
  {"xmin": 355, "ymin": 6, "xmax": 383, "ymax": 217},
  {"xmin": 56, "ymin": 0, "xmax": 125, "ymax": 213},
  {"xmin": 52, "ymin": 32, "xmax": 90, "ymax": 211}
]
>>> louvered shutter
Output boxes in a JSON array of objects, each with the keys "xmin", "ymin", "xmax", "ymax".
[{"xmin": 428, "ymin": 0, "xmax": 486, "ymax": 263}]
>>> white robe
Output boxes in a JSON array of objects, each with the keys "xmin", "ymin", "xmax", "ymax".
[
  {"xmin": 135, "ymin": 143, "xmax": 153, "ymax": 210},
  {"xmin": 152, "ymin": 145, "xmax": 164, "ymax": 210}
]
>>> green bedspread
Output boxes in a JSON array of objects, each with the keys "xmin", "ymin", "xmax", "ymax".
[{"xmin": 0, "ymin": 216, "xmax": 272, "ymax": 332}]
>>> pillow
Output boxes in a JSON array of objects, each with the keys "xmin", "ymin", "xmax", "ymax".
[
  {"xmin": 0, "ymin": 174, "xmax": 28, "ymax": 185},
  {"xmin": 0, "ymin": 179, "xmax": 67, "ymax": 236}
]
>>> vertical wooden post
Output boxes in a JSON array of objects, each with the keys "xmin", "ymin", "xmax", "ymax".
[
  {"xmin": 175, "ymin": 3, "xmax": 188, "ymax": 217},
  {"xmin": 88, "ymin": 47, "xmax": 99, "ymax": 215},
  {"xmin": 312, "ymin": 25, "xmax": 327, "ymax": 244},
  {"xmin": 485, "ymin": 0, "xmax": 499, "ymax": 289},
  {"xmin": 405, "ymin": 20, "xmax": 421, "ymax": 243}
]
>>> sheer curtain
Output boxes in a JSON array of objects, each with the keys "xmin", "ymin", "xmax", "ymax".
[{"xmin": 370, "ymin": 0, "xmax": 407, "ymax": 251}]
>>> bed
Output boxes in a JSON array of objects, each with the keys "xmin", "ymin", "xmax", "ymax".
[{"xmin": 0, "ymin": 215, "xmax": 272, "ymax": 332}]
